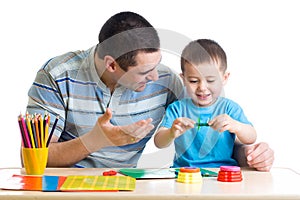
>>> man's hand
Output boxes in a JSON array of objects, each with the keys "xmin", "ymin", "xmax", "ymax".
[
  {"xmin": 245, "ymin": 142, "xmax": 274, "ymax": 171},
  {"xmin": 81, "ymin": 108, "xmax": 154, "ymax": 153}
]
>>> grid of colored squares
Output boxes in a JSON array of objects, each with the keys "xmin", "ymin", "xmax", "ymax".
[
  {"xmin": 60, "ymin": 175, "xmax": 136, "ymax": 191},
  {"xmin": 217, "ymin": 166, "xmax": 243, "ymax": 182},
  {"xmin": 18, "ymin": 112, "xmax": 59, "ymax": 148}
]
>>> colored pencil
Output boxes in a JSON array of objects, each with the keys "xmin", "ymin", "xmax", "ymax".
[
  {"xmin": 34, "ymin": 115, "xmax": 41, "ymax": 148},
  {"xmin": 18, "ymin": 112, "xmax": 59, "ymax": 149},
  {"xmin": 31, "ymin": 118, "xmax": 38, "ymax": 148},
  {"xmin": 39, "ymin": 114, "xmax": 44, "ymax": 148},
  {"xmin": 18, "ymin": 115, "xmax": 26, "ymax": 147},
  {"xmin": 44, "ymin": 115, "xmax": 50, "ymax": 148},
  {"xmin": 26, "ymin": 113, "xmax": 36, "ymax": 148},
  {"xmin": 46, "ymin": 115, "xmax": 59, "ymax": 147},
  {"xmin": 20, "ymin": 115, "xmax": 32, "ymax": 148}
]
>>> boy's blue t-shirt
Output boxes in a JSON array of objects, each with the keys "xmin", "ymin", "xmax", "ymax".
[{"xmin": 160, "ymin": 97, "xmax": 252, "ymax": 168}]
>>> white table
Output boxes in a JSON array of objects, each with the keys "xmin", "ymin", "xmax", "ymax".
[{"xmin": 0, "ymin": 167, "xmax": 299, "ymax": 200}]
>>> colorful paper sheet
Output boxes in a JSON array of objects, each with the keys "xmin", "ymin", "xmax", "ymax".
[
  {"xmin": 59, "ymin": 175, "xmax": 136, "ymax": 191},
  {"xmin": 0, "ymin": 174, "xmax": 135, "ymax": 192},
  {"xmin": 0, "ymin": 175, "xmax": 66, "ymax": 191}
]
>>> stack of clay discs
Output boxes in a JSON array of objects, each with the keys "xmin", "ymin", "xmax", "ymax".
[
  {"xmin": 177, "ymin": 167, "xmax": 202, "ymax": 184},
  {"xmin": 217, "ymin": 166, "xmax": 242, "ymax": 182}
]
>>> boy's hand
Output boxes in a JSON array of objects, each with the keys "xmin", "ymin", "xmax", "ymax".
[
  {"xmin": 170, "ymin": 117, "xmax": 195, "ymax": 139},
  {"xmin": 208, "ymin": 114, "xmax": 240, "ymax": 133}
]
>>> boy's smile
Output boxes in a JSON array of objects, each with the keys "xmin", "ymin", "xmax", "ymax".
[{"xmin": 181, "ymin": 62, "xmax": 229, "ymax": 107}]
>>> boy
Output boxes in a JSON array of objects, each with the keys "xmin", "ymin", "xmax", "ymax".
[{"xmin": 154, "ymin": 39, "xmax": 257, "ymax": 168}]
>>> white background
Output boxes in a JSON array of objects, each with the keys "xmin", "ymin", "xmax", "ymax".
[{"xmin": 1, "ymin": 0, "xmax": 299, "ymax": 172}]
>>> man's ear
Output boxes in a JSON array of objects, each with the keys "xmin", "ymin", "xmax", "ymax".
[
  {"xmin": 103, "ymin": 55, "xmax": 117, "ymax": 72},
  {"xmin": 222, "ymin": 71, "xmax": 230, "ymax": 85}
]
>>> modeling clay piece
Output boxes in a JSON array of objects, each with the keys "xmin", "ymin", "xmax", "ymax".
[
  {"xmin": 177, "ymin": 167, "xmax": 202, "ymax": 184},
  {"xmin": 217, "ymin": 166, "xmax": 243, "ymax": 182},
  {"xmin": 103, "ymin": 170, "xmax": 117, "ymax": 176},
  {"xmin": 196, "ymin": 117, "xmax": 209, "ymax": 131}
]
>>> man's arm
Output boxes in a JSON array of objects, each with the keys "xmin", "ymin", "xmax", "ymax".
[
  {"xmin": 47, "ymin": 136, "xmax": 90, "ymax": 167},
  {"xmin": 46, "ymin": 108, "xmax": 155, "ymax": 167},
  {"xmin": 233, "ymin": 141, "xmax": 249, "ymax": 167}
]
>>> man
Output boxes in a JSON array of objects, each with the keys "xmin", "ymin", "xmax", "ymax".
[{"xmin": 26, "ymin": 11, "xmax": 274, "ymax": 171}]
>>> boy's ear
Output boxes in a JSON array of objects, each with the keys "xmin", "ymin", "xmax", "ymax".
[
  {"xmin": 179, "ymin": 73, "xmax": 184, "ymax": 79},
  {"xmin": 222, "ymin": 71, "xmax": 230, "ymax": 85},
  {"xmin": 179, "ymin": 73, "xmax": 187, "ymax": 84},
  {"xmin": 103, "ymin": 55, "xmax": 118, "ymax": 72}
]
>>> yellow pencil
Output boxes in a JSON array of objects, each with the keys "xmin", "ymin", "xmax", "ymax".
[
  {"xmin": 26, "ymin": 113, "xmax": 36, "ymax": 148},
  {"xmin": 39, "ymin": 114, "xmax": 44, "ymax": 148}
]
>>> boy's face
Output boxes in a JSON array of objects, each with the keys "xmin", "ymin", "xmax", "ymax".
[{"xmin": 181, "ymin": 62, "xmax": 229, "ymax": 107}]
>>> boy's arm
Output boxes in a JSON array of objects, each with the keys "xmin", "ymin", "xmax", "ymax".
[
  {"xmin": 154, "ymin": 127, "xmax": 174, "ymax": 149},
  {"xmin": 209, "ymin": 114, "xmax": 257, "ymax": 144},
  {"xmin": 232, "ymin": 122, "xmax": 257, "ymax": 144},
  {"xmin": 154, "ymin": 118, "xmax": 195, "ymax": 149}
]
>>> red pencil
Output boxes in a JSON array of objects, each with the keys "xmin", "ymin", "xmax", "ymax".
[{"xmin": 20, "ymin": 115, "xmax": 32, "ymax": 148}]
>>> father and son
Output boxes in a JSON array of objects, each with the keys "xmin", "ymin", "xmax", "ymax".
[{"xmin": 25, "ymin": 11, "xmax": 274, "ymax": 171}]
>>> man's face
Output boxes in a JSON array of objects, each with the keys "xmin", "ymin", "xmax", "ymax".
[{"xmin": 118, "ymin": 51, "xmax": 162, "ymax": 92}]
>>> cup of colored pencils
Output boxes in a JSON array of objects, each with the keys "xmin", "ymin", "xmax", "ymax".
[{"xmin": 18, "ymin": 112, "xmax": 59, "ymax": 175}]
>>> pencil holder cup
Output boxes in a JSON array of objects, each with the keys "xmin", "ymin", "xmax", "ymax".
[{"xmin": 22, "ymin": 147, "xmax": 48, "ymax": 175}]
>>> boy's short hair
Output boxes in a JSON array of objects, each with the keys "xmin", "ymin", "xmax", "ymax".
[
  {"xmin": 181, "ymin": 39, "xmax": 227, "ymax": 73},
  {"xmin": 96, "ymin": 11, "xmax": 160, "ymax": 71}
]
